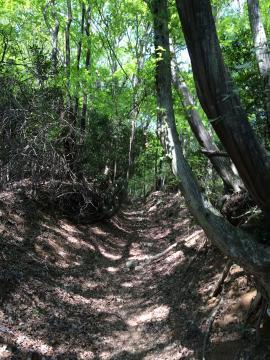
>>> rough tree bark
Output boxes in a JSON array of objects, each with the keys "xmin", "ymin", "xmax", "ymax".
[
  {"xmin": 149, "ymin": 0, "xmax": 270, "ymax": 302},
  {"xmin": 172, "ymin": 59, "xmax": 243, "ymax": 192},
  {"xmin": 175, "ymin": 0, "xmax": 270, "ymax": 216},
  {"xmin": 247, "ymin": 0, "xmax": 270, "ymax": 126}
]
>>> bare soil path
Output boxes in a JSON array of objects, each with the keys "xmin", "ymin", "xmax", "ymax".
[{"xmin": 0, "ymin": 190, "xmax": 268, "ymax": 359}]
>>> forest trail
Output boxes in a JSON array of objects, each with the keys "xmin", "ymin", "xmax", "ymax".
[{"xmin": 0, "ymin": 190, "xmax": 264, "ymax": 359}]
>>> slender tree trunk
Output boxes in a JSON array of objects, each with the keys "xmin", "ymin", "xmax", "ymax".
[
  {"xmin": 63, "ymin": 0, "xmax": 76, "ymax": 169},
  {"xmin": 43, "ymin": 0, "xmax": 60, "ymax": 74},
  {"xmin": 65, "ymin": 0, "xmax": 72, "ymax": 107},
  {"xmin": 149, "ymin": 0, "xmax": 270, "ymax": 302},
  {"xmin": 127, "ymin": 120, "xmax": 136, "ymax": 182},
  {"xmin": 0, "ymin": 33, "xmax": 8, "ymax": 64},
  {"xmin": 172, "ymin": 60, "xmax": 243, "ymax": 192},
  {"xmin": 247, "ymin": 0, "xmax": 270, "ymax": 130},
  {"xmin": 175, "ymin": 0, "xmax": 270, "ymax": 215},
  {"xmin": 74, "ymin": 2, "xmax": 86, "ymax": 120},
  {"xmin": 126, "ymin": 17, "xmax": 147, "ymax": 183},
  {"xmin": 81, "ymin": 4, "xmax": 91, "ymax": 133}
]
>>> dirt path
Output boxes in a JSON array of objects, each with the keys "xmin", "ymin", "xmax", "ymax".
[{"xmin": 0, "ymin": 191, "xmax": 267, "ymax": 359}]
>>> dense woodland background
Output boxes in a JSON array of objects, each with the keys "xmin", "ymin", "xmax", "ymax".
[
  {"xmin": 1, "ymin": 0, "xmax": 270, "ymax": 356},
  {"xmin": 2, "ymin": 0, "xmax": 269, "ymax": 200}
]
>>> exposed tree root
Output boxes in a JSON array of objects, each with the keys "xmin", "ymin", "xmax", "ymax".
[
  {"xmin": 211, "ymin": 260, "xmax": 232, "ymax": 298},
  {"xmin": 221, "ymin": 191, "xmax": 255, "ymax": 225},
  {"xmin": 202, "ymin": 292, "xmax": 225, "ymax": 360},
  {"xmin": 203, "ymin": 261, "xmax": 248, "ymax": 359},
  {"xmin": 255, "ymin": 299, "xmax": 267, "ymax": 344},
  {"xmin": 244, "ymin": 291, "xmax": 262, "ymax": 325},
  {"xmin": 244, "ymin": 291, "xmax": 269, "ymax": 343}
]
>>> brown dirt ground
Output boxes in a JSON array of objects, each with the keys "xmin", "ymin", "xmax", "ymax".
[{"xmin": 0, "ymin": 189, "xmax": 270, "ymax": 359}]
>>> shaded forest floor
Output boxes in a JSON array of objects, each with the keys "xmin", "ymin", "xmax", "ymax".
[{"xmin": 0, "ymin": 188, "xmax": 270, "ymax": 359}]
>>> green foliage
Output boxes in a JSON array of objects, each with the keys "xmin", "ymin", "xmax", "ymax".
[
  {"xmin": 217, "ymin": 6, "xmax": 268, "ymax": 146},
  {"xmin": 1, "ymin": 0, "xmax": 270, "ymax": 197}
]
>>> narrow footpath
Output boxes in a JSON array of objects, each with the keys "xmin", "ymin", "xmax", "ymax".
[{"xmin": 0, "ymin": 191, "xmax": 265, "ymax": 359}]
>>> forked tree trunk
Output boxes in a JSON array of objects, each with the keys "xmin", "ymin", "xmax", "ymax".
[
  {"xmin": 247, "ymin": 0, "xmax": 270, "ymax": 127},
  {"xmin": 175, "ymin": 0, "xmax": 270, "ymax": 216},
  {"xmin": 172, "ymin": 60, "xmax": 243, "ymax": 192},
  {"xmin": 149, "ymin": 0, "xmax": 270, "ymax": 302}
]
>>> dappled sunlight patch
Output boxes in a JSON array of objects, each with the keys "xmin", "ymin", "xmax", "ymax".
[
  {"xmin": 144, "ymin": 342, "xmax": 194, "ymax": 360},
  {"xmin": 0, "ymin": 344, "xmax": 11, "ymax": 359},
  {"xmin": 121, "ymin": 281, "xmax": 134, "ymax": 288},
  {"xmin": 121, "ymin": 279, "xmax": 143, "ymax": 288},
  {"xmin": 0, "ymin": 189, "xmax": 258, "ymax": 359},
  {"xmin": 65, "ymin": 234, "xmax": 96, "ymax": 252},
  {"xmin": 122, "ymin": 209, "xmax": 144, "ymax": 217},
  {"xmin": 230, "ymin": 289, "xmax": 257, "ymax": 312},
  {"xmin": 96, "ymin": 243, "xmax": 123, "ymax": 260},
  {"xmin": 92, "ymin": 226, "xmax": 108, "ymax": 236},
  {"xmin": 214, "ymin": 313, "xmax": 238, "ymax": 328},
  {"xmin": 11, "ymin": 331, "xmax": 53, "ymax": 356},
  {"xmin": 8, "ymin": 213, "xmax": 25, "ymax": 227},
  {"xmin": 53, "ymin": 287, "xmax": 92, "ymax": 306},
  {"xmin": 127, "ymin": 304, "xmax": 170, "ymax": 326},
  {"xmin": 106, "ymin": 266, "xmax": 120, "ymax": 273},
  {"xmin": 42, "ymin": 223, "xmax": 69, "ymax": 238},
  {"xmin": 77, "ymin": 349, "xmax": 96, "ymax": 359},
  {"xmin": 34, "ymin": 233, "xmax": 78, "ymax": 268},
  {"xmin": 164, "ymin": 249, "xmax": 185, "ymax": 265},
  {"xmin": 146, "ymin": 226, "xmax": 171, "ymax": 240},
  {"xmin": 184, "ymin": 229, "xmax": 204, "ymax": 247},
  {"xmin": 65, "ymin": 234, "xmax": 79, "ymax": 244},
  {"xmin": 59, "ymin": 221, "xmax": 83, "ymax": 235},
  {"xmin": 38, "ymin": 222, "xmax": 96, "ymax": 263},
  {"xmin": 151, "ymin": 255, "xmax": 185, "ymax": 276},
  {"xmin": 99, "ymin": 329, "xmax": 171, "ymax": 360},
  {"xmin": 173, "ymin": 217, "xmax": 191, "ymax": 231},
  {"xmin": 153, "ymin": 228, "xmax": 171, "ymax": 240},
  {"xmin": 148, "ymin": 204, "xmax": 158, "ymax": 213},
  {"xmin": 128, "ymin": 253, "xmax": 149, "ymax": 261},
  {"xmin": 81, "ymin": 280, "xmax": 101, "ymax": 291},
  {"xmin": 109, "ymin": 218, "xmax": 133, "ymax": 234}
]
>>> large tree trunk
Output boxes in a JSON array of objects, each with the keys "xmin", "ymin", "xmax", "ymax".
[
  {"xmin": 247, "ymin": 0, "xmax": 270, "ymax": 128},
  {"xmin": 149, "ymin": 0, "xmax": 270, "ymax": 302},
  {"xmin": 175, "ymin": 0, "xmax": 270, "ymax": 216},
  {"xmin": 172, "ymin": 60, "xmax": 243, "ymax": 192}
]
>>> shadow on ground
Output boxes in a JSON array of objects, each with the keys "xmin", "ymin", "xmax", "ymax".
[{"xmin": 0, "ymin": 190, "xmax": 265, "ymax": 359}]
